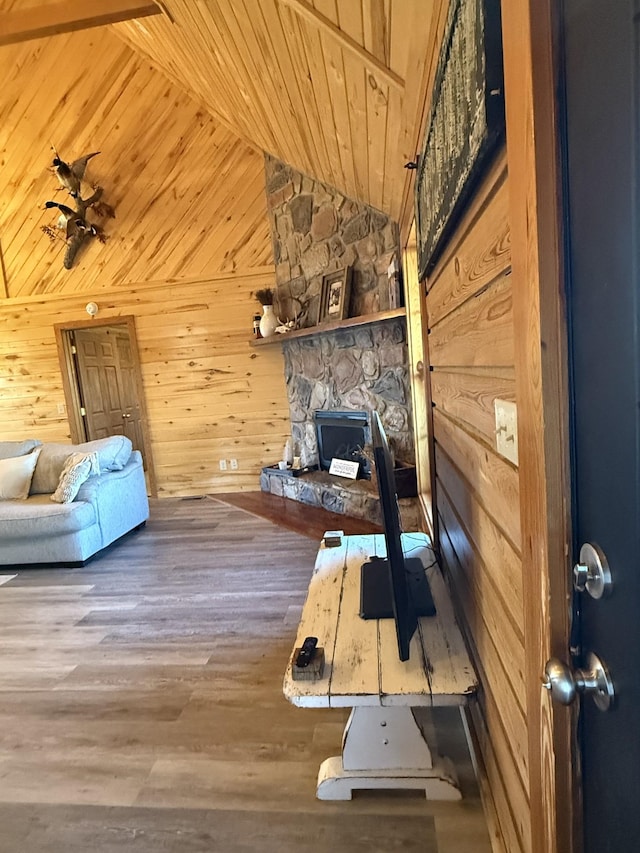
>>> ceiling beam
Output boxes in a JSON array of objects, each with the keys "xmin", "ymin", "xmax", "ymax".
[
  {"xmin": 278, "ymin": 0, "xmax": 405, "ymax": 91},
  {"xmin": 0, "ymin": 0, "xmax": 162, "ymax": 47}
]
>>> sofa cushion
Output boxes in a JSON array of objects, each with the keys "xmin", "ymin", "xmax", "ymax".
[
  {"xmin": 0, "ymin": 449, "xmax": 41, "ymax": 500},
  {"xmin": 31, "ymin": 436, "xmax": 133, "ymax": 495},
  {"xmin": 0, "ymin": 493, "xmax": 96, "ymax": 538},
  {"xmin": 0, "ymin": 439, "xmax": 42, "ymax": 460},
  {"xmin": 51, "ymin": 452, "xmax": 99, "ymax": 504}
]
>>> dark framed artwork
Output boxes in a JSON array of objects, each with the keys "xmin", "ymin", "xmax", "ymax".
[
  {"xmin": 319, "ymin": 266, "xmax": 352, "ymax": 323},
  {"xmin": 415, "ymin": 0, "xmax": 505, "ymax": 280}
]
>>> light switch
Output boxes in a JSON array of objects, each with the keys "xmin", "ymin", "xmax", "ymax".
[{"xmin": 494, "ymin": 399, "xmax": 518, "ymax": 465}]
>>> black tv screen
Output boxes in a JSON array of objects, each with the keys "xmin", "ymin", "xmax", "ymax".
[{"xmin": 359, "ymin": 411, "xmax": 435, "ymax": 661}]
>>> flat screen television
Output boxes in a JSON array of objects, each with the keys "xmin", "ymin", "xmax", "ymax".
[{"xmin": 359, "ymin": 411, "xmax": 435, "ymax": 661}]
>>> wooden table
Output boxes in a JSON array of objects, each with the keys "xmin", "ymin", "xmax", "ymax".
[{"xmin": 283, "ymin": 532, "xmax": 477, "ymax": 801}]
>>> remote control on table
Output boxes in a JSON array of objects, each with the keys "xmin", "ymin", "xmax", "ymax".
[{"xmin": 295, "ymin": 636, "xmax": 318, "ymax": 668}]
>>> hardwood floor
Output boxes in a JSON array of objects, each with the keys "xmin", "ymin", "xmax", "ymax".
[
  {"xmin": 0, "ymin": 497, "xmax": 491, "ymax": 853},
  {"xmin": 213, "ymin": 490, "xmax": 383, "ymax": 538}
]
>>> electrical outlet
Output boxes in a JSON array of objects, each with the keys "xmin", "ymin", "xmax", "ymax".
[
  {"xmin": 56, "ymin": 402, "xmax": 66, "ymax": 415},
  {"xmin": 494, "ymin": 399, "xmax": 518, "ymax": 465},
  {"xmin": 219, "ymin": 459, "xmax": 228, "ymax": 471},
  {"xmin": 230, "ymin": 458, "xmax": 238, "ymax": 470}
]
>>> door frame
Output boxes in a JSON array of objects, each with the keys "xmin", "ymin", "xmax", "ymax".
[
  {"xmin": 501, "ymin": 1, "xmax": 577, "ymax": 852},
  {"xmin": 54, "ymin": 314, "xmax": 157, "ymax": 497}
]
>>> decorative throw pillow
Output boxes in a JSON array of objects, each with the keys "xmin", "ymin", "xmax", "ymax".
[
  {"xmin": 50, "ymin": 452, "xmax": 99, "ymax": 504},
  {"xmin": 0, "ymin": 448, "xmax": 41, "ymax": 500}
]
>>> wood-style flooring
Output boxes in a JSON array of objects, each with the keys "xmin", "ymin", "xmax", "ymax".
[
  {"xmin": 213, "ymin": 489, "xmax": 383, "ymax": 538},
  {"xmin": 0, "ymin": 496, "xmax": 491, "ymax": 853}
]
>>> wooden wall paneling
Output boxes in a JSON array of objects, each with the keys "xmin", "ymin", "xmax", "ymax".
[
  {"xmin": 473, "ymin": 684, "xmax": 532, "ymax": 843},
  {"xmin": 438, "ymin": 518, "xmax": 530, "ymax": 799},
  {"xmin": 53, "ymin": 314, "xmax": 158, "ymax": 494},
  {"xmin": 428, "ymin": 272, "xmax": 513, "ymax": 369},
  {"xmin": 434, "ymin": 445, "xmax": 523, "ymax": 634},
  {"xmin": 403, "ymin": 232, "xmax": 435, "ymax": 535},
  {"xmin": 0, "ymin": 270, "xmax": 290, "ymax": 497},
  {"xmin": 430, "ymin": 368, "xmax": 516, "ymax": 448},
  {"xmin": 436, "ymin": 483, "xmax": 526, "ymax": 719},
  {"xmin": 426, "ymin": 158, "xmax": 510, "ymax": 327},
  {"xmin": 468, "ymin": 701, "xmax": 527, "ymax": 853},
  {"xmin": 433, "ymin": 410, "xmax": 520, "ymax": 551},
  {"xmin": 501, "ymin": 2, "xmax": 573, "ymax": 852}
]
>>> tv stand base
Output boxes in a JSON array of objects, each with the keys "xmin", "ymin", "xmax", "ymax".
[
  {"xmin": 317, "ymin": 756, "xmax": 461, "ymax": 801},
  {"xmin": 316, "ymin": 705, "xmax": 461, "ymax": 801},
  {"xmin": 283, "ymin": 533, "xmax": 477, "ymax": 802}
]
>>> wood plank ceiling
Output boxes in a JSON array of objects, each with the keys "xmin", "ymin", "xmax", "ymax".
[
  {"xmin": 0, "ymin": 0, "xmax": 440, "ymax": 298},
  {"xmin": 111, "ymin": 0, "xmax": 438, "ymax": 222}
]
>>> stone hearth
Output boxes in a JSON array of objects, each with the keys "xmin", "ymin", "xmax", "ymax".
[{"xmin": 260, "ymin": 467, "xmax": 421, "ymax": 530}]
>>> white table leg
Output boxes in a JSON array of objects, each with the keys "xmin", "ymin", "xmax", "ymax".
[{"xmin": 316, "ymin": 706, "xmax": 461, "ymax": 801}]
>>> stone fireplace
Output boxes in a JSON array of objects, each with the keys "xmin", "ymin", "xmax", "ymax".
[
  {"xmin": 260, "ymin": 154, "xmax": 418, "ymax": 526},
  {"xmin": 260, "ymin": 315, "xmax": 419, "ymax": 526},
  {"xmin": 314, "ymin": 410, "xmax": 370, "ymax": 476}
]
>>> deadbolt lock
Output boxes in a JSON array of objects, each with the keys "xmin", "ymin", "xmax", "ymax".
[
  {"xmin": 542, "ymin": 652, "xmax": 615, "ymax": 711},
  {"xmin": 573, "ymin": 542, "xmax": 612, "ymax": 599}
]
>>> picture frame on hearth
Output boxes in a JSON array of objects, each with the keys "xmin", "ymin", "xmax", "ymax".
[{"xmin": 319, "ymin": 266, "xmax": 352, "ymax": 324}]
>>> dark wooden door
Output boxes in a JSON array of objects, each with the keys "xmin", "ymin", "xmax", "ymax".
[
  {"xmin": 562, "ymin": 1, "xmax": 640, "ymax": 848},
  {"xmin": 113, "ymin": 329, "xmax": 145, "ymax": 451},
  {"xmin": 74, "ymin": 327, "xmax": 126, "ymax": 440},
  {"xmin": 74, "ymin": 326, "xmax": 146, "ymax": 458}
]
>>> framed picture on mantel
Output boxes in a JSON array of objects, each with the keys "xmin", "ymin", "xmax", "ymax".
[{"xmin": 319, "ymin": 266, "xmax": 352, "ymax": 324}]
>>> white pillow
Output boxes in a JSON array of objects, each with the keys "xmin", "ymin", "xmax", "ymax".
[
  {"xmin": 0, "ymin": 448, "xmax": 41, "ymax": 500},
  {"xmin": 50, "ymin": 452, "xmax": 99, "ymax": 504}
]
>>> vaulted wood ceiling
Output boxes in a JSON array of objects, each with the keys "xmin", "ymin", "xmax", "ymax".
[
  {"xmin": 112, "ymin": 0, "xmax": 438, "ymax": 222},
  {"xmin": 0, "ymin": 0, "xmax": 440, "ymax": 297},
  {"xmin": 1, "ymin": 0, "xmax": 439, "ymax": 220}
]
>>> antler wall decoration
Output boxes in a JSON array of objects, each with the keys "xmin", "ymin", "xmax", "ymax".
[{"xmin": 41, "ymin": 148, "xmax": 115, "ymax": 269}]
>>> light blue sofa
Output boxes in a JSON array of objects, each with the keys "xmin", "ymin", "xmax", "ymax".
[{"xmin": 0, "ymin": 435, "xmax": 149, "ymax": 566}]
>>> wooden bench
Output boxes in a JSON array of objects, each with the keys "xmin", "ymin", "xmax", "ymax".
[{"xmin": 283, "ymin": 531, "xmax": 477, "ymax": 801}]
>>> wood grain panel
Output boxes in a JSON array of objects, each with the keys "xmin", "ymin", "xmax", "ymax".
[
  {"xmin": 0, "ymin": 30, "xmax": 271, "ymax": 297},
  {"xmin": 469, "ymin": 701, "xmax": 528, "ymax": 853},
  {"xmin": 428, "ymin": 273, "xmax": 514, "ymax": 368},
  {"xmin": 111, "ymin": 0, "xmax": 437, "ymax": 223},
  {"xmin": 438, "ymin": 519, "xmax": 529, "ymax": 795},
  {"xmin": 501, "ymin": 4, "xmax": 574, "ymax": 852},
  {"xmin": 437, "ymin": 484, "xmax": 526, "ymax": 720},
  {"xmin": 433, "ymin": 410, "xmax": 521, "ymax": 552},
  {"xmin": 426, "ymin": 155, "xmax": 510, "ymax": 327},
  {"xmin": 431, "ymin": 369, "xmax": 516, "ymax": 448},
  {"xmin": 0, "ymin": 270, "xmax": 290, "ymax": 497},
  {"xmin": 403, "ymin": 236, "xmax": 433, "ymax": 533},
  {"xmin": 435, "ymin": 445, "xmax": 523, "ymax": 636}
]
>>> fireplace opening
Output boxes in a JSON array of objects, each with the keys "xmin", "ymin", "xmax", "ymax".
[{"xmin": 314, "ymin": 410, "xmax": 370, "ymax": 478}]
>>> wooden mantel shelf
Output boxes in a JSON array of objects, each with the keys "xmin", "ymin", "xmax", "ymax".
[{"xmin": 250, "ymin": 307, "xmax": 406, "ymax": 346}]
